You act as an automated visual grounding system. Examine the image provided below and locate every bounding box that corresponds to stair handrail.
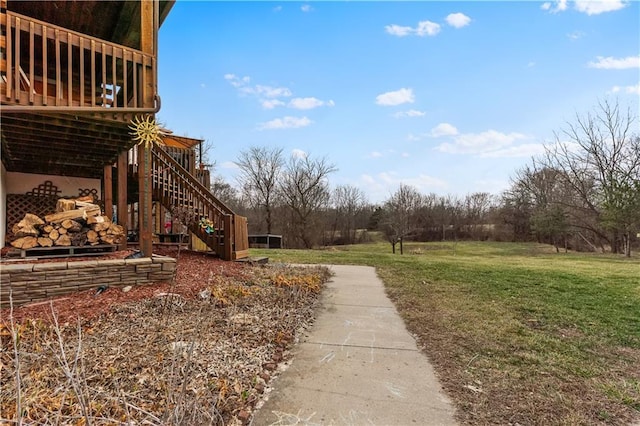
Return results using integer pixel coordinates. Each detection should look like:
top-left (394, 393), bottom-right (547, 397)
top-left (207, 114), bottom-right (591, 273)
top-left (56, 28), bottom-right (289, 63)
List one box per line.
top-left (151, 146), bottom-right (235, 216)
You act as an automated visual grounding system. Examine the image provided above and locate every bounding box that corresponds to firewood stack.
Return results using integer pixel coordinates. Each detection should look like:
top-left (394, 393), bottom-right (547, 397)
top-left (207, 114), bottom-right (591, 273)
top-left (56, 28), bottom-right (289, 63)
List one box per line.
top-left (10, 196), bottom-right (125, 250)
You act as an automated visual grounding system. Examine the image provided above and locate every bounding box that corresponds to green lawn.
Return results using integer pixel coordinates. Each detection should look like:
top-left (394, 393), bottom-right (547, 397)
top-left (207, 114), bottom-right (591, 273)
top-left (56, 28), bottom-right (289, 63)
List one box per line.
top-left (251, 241), bottom-right (640, 425)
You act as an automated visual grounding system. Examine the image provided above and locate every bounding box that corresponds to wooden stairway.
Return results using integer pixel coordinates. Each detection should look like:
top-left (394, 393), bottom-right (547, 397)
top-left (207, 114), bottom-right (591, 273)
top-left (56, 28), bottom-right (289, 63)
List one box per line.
top-left (150, 147), bottom-right (249, 260)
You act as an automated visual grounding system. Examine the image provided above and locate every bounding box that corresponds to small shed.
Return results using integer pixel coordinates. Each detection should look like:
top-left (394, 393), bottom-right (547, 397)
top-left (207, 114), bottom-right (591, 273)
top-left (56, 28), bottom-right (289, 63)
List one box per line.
top-left (248, 234), bottom-right (282, 249)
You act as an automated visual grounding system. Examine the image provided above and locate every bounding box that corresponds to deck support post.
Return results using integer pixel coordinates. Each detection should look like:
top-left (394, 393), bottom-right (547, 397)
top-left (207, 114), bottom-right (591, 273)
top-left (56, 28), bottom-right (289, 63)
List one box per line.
top-left (103, 164), bottom-right (113, 219)
top-left (138, 144), bottom-right (153, 257)
top-left (117, 151), bottom-right (128, 251)
top-left (137, 0), bottom-right (156, 257)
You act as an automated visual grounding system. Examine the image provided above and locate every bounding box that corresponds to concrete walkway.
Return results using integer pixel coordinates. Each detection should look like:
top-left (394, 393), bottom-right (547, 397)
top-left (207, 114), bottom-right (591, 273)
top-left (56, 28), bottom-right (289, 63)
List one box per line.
top-left (252, 265), bottom-right (457, 426)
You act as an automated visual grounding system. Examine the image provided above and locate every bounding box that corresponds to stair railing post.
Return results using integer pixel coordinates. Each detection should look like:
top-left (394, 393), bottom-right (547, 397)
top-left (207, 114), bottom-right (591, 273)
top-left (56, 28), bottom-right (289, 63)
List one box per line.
top-left (223, 214), bottom-right (233, 261)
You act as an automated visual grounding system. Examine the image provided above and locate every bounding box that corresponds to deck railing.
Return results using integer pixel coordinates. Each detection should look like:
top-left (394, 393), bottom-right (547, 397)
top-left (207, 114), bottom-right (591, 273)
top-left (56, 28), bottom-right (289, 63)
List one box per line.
top-left (1, 10), bottom-right (157, 113)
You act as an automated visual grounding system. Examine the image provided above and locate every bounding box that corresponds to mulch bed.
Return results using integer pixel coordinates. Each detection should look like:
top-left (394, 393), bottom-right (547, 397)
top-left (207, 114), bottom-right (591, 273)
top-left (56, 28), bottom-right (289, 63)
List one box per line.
top-left (0, 247), bottom-right (331, 425)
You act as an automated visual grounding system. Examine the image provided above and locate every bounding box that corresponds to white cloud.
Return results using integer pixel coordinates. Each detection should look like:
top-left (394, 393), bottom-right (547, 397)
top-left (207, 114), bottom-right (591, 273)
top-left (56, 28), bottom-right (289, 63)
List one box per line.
top-left (393, 109), bottom-right (426, 118)
top-left (224, 74), bottom-right (292, 98)
top-left (243, 84), bottom-right (292, 98)
top-left (543, 0), bottom-right (627, 14)
top-left (416, 20), bottom-right (441, 36)
top-left (479, 143), bottom-right (546, 158)
top-left (401, 152), bottom-right (410, 158)
top-left (291, 149), bottom-right (307, 159)
top-left (588, 55), bottom-right (640, 69)
top-left (574, 0), bottom-right (628, 15)
top-left (288, 97), bottom-right (334, 110)
top-left (221, 161), bottom-right (239, 170)
top-left (224, 73), bottom-right (251, 88)
top-left (385, 20), bottom-right (440, 37)
top-left (262, 99), bottom-right (286, 109)
top-left (273, 5), bottom-right (282, 12)
top-left (385, 24), bottom-right (414, 37)
top-left (446, 13), bottom-right (471, 28)
top-left (375, 88), bottom-right (415, 106)
top-left (430, 123), bottom-right (459, 137)
top-left (258, 116), bottom-right (312, 130)
top-left (541, 0), bottom-right (568, 13)
top-left (436, 129), bottom-right (528, 155)
top-left (360, 172), bottom-right (448, 202)
top-left (610, 83), bottom-right (640, 95)
top-left (407, 133), bottom-right (421, 142)
top-left (567, 30), bottom-right (586, 40)
top-left (369, 151), bottom-right (383, 158)
top-left (301, 4), bottom-right (312, 12)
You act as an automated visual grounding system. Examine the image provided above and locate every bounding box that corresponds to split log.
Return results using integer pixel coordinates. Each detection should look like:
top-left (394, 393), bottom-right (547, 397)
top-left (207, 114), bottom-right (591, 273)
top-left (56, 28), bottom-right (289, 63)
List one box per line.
top-left (58, 227), bottom-right (68, 235)
top-left (75, 201), bottom-right (99, 209)
top-left (48, 229), bottom-right (60, 241)
top-left (10, 236), bottom-right (38, 249)
top-left (12, 224), bottom-right (39, 238)
top-left (86, 230), bottom-right (99, 244)
top-left (61, 219), bottom-right (82, 232)
top-left (56, 199), bottom-right (76, 212)
top-left (43, 225), bottom-right (54, 233)
top-left (71, 233), bottom-right (88, 246)
top-left (37, 237), bottom-right (54, 247)
top-left (18, 213), bottom-right (45, 227)
top-left (108, 223), bottom-right (125, 235)
top-left (45, 206), bottom-right (100, 223)
top-left (87, 215), bottom-right (112, 231)
top-left (101, 235), bottom-right (117, 245)
top-left (11, 213), bottom-right (44, 237)
top-left (54, 234), bottom-right (72, 246)
top-left (76, 195), bottom-right (95, 203)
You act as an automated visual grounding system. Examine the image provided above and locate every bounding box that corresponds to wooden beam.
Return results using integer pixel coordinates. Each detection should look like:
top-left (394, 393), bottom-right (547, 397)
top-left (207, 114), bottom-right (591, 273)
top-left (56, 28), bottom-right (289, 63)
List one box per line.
top-left (103, 164), bottom-right (113, 219)
top-left (137, 0), bottom-right (156, 257)
top-left (117, 151), bottom-right (128, 250)
top-left (138, 143), bottom-right (153, 256)
top-left (140, 0), bottom-right (154, 107)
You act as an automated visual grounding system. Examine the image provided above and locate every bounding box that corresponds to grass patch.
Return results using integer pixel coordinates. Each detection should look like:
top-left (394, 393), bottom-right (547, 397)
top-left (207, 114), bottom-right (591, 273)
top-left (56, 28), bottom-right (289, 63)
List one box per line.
top-left (252, 241), bottom-right (640, 425)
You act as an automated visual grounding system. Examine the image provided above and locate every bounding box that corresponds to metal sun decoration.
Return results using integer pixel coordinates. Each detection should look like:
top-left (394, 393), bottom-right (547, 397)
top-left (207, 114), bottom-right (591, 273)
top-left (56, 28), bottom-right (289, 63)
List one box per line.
top-left (128, 115), bottom-right (166, 149)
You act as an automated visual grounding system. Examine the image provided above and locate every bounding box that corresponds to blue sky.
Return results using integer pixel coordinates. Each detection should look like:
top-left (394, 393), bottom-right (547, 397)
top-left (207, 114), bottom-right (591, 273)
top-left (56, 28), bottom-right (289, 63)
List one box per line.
top-left (157, 0), bottom-right (639, 203)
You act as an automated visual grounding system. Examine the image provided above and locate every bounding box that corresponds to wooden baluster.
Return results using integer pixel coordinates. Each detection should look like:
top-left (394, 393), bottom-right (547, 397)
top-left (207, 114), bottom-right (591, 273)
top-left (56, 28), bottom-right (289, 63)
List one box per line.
top-left (28, 20), bottom-right (34, 103)
top-left (42, 23), bottom-right (47, 104)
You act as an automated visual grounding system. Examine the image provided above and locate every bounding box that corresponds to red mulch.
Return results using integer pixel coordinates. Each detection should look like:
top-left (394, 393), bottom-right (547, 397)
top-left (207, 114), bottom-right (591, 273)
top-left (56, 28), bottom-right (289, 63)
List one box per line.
top-left (1, 246), bottom-right (250, 325)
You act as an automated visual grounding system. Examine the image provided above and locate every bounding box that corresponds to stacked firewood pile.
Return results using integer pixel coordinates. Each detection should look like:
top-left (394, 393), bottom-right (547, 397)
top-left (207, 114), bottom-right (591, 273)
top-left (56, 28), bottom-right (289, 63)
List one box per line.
top-left (10, 196), bottom-right (125, 250)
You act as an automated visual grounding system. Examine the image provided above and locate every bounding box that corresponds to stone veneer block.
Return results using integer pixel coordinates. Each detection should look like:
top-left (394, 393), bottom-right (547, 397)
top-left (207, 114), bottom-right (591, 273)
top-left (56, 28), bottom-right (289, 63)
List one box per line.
top-left (95, 259), bottom-right (127, 267)
top-left (124, 258), bottom-right (151, 266)
top-left (66, 260), bottom-right (100, 269)
top-left (1, 264), bottom-right (34, 273)
top-left (32, 262), bottom-right (69, 271)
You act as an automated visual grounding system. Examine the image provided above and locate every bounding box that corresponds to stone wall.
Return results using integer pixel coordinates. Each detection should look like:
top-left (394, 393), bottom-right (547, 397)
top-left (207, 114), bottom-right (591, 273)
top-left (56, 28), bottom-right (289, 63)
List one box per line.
top-left (0, 255), bottom-right (176, 308)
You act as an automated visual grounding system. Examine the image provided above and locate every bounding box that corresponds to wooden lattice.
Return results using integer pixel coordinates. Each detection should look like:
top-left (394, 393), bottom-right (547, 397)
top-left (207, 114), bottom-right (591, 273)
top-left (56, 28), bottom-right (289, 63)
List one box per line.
top-left (5, 194), bottom-right (59, 236)
top-left (78, 188), bottom-right (99, 200)
top-left (25, 180), bottom-right (61, 197)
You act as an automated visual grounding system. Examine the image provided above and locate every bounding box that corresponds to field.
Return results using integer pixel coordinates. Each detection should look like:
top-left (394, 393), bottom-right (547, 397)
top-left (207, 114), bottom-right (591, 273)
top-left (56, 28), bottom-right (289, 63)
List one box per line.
top-left (252, 241), bottom-right (640, 425)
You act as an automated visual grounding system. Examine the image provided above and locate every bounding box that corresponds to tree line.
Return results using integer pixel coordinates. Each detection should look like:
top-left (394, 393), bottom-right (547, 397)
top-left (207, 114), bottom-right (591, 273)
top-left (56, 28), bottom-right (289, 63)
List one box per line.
top-left (207, 100), bottom-right (638, 256)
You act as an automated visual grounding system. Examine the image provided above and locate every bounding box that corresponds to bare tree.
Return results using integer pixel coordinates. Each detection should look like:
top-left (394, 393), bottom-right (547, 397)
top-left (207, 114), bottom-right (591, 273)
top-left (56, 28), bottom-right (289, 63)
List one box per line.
top-left (381, 184), bottom-right (423, 254)
top-left (463, 192), bottom-right (495, 240)
top-left (279, 154), bottom-right (337, 248)
top-left (330, 185), bottom-right (368, 245)
top-left (542, 99), bottom-right (639, 256)
top-left (235, 146), bottom-right (284, 234)
top-left (209, 175), bottom-right (244, 213)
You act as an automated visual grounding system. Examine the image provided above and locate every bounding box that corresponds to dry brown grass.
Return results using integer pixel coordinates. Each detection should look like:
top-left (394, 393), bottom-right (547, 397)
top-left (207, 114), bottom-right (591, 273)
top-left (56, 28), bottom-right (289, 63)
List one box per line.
top-left (0, 251), bottom-right (331, 425)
